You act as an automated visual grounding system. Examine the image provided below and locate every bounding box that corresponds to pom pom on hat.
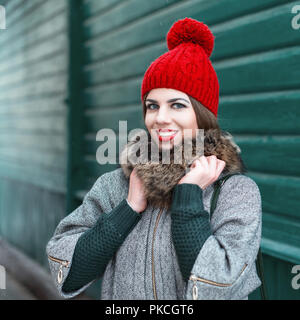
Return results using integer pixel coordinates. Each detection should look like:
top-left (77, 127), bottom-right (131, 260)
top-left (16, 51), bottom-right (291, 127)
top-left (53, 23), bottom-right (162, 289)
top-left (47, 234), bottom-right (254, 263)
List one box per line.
top-left (166, 17), bottom-right (215, 57)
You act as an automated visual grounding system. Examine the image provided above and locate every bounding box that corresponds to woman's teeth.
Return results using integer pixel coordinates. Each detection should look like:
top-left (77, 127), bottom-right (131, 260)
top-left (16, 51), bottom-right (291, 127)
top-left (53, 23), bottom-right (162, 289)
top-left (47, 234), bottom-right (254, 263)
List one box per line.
top-left (158, 131), bottom-right (177, 137)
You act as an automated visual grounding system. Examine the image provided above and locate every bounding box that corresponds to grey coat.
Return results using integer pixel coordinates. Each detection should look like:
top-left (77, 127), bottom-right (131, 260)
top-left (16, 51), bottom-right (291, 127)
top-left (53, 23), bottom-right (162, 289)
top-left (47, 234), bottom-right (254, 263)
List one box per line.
top-left (46, 129), bottom-right (262, 300)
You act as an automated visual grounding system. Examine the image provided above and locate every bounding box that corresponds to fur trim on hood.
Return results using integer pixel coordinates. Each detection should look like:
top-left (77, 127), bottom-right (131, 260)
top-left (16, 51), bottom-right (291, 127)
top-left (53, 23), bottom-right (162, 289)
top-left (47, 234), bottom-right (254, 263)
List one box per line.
top-left (120, 128), bottom-right (247, 211)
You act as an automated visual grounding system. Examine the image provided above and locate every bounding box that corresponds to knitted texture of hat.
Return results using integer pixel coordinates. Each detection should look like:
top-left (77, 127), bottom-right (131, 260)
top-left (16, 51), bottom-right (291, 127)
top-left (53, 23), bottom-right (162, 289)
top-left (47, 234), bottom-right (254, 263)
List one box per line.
top-left (141, 17), bottom-right (219, 117)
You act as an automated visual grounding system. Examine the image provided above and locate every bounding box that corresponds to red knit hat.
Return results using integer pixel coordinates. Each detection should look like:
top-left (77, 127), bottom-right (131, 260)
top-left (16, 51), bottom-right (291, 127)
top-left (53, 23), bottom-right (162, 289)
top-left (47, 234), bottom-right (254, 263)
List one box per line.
top-left (141, 17), bottom-right (219, 117)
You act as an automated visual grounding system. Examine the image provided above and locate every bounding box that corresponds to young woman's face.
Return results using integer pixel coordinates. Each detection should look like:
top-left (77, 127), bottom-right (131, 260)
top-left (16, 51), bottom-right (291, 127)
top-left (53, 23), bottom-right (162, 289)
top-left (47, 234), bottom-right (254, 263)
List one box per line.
top-left (144, 88), bottom-right (198, 150)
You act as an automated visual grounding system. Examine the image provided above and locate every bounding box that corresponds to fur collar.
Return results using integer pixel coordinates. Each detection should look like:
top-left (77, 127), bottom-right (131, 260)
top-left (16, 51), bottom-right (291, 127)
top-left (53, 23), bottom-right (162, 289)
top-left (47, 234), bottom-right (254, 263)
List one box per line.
top-left (120, 128), bottom-right (246, 211)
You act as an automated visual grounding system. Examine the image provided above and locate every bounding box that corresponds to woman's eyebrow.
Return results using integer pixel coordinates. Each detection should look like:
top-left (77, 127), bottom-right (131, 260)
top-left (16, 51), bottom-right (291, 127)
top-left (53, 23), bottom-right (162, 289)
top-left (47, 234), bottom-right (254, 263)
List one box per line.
top-left (145, 98), bottom-right (190, 104)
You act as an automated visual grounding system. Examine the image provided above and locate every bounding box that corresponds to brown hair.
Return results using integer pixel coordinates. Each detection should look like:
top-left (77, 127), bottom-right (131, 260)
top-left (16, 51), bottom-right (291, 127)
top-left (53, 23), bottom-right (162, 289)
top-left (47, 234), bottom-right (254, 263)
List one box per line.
top-left (142, 92), bottom-right (220, 131)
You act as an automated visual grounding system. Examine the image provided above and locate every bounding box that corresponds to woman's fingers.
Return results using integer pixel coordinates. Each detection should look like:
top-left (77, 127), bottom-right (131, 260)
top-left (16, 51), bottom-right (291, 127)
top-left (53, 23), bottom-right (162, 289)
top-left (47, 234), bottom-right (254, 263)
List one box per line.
top-left (198, 155), bottom-right (209, 170)
top-left (181, 155), bottom-right (226, 190)
top-left (191, 155), bottom-right (225, 177)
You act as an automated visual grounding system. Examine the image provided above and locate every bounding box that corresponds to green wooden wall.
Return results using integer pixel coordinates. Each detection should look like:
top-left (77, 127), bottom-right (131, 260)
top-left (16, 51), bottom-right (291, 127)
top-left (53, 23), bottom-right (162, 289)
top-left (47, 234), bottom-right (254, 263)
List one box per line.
top-left (0, 0), bottom-right (299, 299)
top-left (0, 0), bottom-right (69, 267)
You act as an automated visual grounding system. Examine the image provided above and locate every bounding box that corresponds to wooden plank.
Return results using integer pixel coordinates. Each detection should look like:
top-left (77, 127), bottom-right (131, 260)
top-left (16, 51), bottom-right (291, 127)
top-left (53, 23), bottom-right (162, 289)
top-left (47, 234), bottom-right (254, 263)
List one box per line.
top-left (216, 46), bottom-right (300, 94)
top-left (0, 177), bottom-right (66, 263)
top-left (83, 0), bottom-right (124, 19)
top-left (0, 114), bottom-right (66, 133)
top-left (0, 148), bottom-right (66, 171)
top-left (1, 0), bottom-right (24, 17)
top-left (84, 104), bottom-right (145, 133)
top-left (0, 53), bottom-right (67, 88)
top-left (0, 12), bottom-right (66, 64)
top-left (261, 238), bottom-right (300, 265)
top-left (0, 158), bottom-right (66, 193)
top-left (0, 94), bottom-right (66, 114)
top-left (248, 171), bottom-right (300, 221)
top-left (235, 135), bottom-right (300, 176)
top-left (0, 0), bottom-right (66, 52)
top-left (83, 0), bottom-right (289, 64)
top-left (83, 0), bottom-right (182, 40)
top-left (0, 132), bottom-right (66, 153)
top-left (83, 42), bottom-right (164, 87)
top-left (212, 2), bottom-right (300, 60)
top-left (253, 251), bottom-right (300, 299)
top-left (83, 77), bottom-right (140, 108)
top-left (66, 0), bottom-right (85, 213)
top-left (218, 91), bottom-right (300, 134)
top-left (0, 74), bottom-right (67, 102)
top-left (0, 0), bottom-right (42, 34)
top-left (0, 33), bottom-right (67, 75)
top-left (262, 212), bottom-right (300, 249)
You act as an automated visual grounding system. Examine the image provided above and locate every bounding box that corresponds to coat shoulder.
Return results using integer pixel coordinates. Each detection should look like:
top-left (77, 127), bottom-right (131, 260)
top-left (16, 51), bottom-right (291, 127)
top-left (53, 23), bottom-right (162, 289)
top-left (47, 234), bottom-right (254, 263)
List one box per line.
top-left (211, 173), bottom-right (262, 225)
top-left (92, 167), bottom-right (129, 202)
top-left (222, 174), bottom-right (261, 198)
top-left (98, 167), bottom-right (128, 188)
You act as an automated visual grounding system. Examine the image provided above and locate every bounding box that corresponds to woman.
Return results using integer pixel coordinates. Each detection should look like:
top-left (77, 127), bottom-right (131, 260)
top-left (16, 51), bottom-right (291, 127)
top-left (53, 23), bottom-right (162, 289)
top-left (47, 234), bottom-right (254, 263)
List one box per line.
top-left (46, 18), bottom-right (262, 300)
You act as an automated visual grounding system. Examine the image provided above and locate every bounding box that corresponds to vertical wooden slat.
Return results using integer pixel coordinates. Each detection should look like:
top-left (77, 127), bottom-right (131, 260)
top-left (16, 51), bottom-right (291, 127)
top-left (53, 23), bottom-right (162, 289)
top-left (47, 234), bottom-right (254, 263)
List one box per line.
top-left (66, 0), bottom-right (85, 214)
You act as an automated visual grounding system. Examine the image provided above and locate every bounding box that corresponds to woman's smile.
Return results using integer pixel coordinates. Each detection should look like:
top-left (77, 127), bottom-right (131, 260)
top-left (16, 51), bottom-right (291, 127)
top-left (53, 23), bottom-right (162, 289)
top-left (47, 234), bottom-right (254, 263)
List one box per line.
top-left (157, 129), bottom-right (178, 141)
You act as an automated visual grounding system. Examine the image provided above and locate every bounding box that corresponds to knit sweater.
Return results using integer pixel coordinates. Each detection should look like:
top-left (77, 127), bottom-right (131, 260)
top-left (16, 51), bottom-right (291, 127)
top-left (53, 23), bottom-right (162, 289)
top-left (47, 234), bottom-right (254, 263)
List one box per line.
top-left (62, 183), bottom-right (211, 292)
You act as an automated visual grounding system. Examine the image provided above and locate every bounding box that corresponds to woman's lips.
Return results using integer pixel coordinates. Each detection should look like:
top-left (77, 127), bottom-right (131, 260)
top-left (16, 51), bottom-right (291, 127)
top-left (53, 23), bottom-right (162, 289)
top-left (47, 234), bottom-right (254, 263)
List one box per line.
top-left (157, 129), bottom-right (178, 142)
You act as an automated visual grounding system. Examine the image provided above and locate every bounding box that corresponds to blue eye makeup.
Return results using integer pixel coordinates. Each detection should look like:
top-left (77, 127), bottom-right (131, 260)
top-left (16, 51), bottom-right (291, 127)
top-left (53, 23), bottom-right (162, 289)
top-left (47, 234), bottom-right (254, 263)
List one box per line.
top-left (145, 103), bottom-right (187, 110)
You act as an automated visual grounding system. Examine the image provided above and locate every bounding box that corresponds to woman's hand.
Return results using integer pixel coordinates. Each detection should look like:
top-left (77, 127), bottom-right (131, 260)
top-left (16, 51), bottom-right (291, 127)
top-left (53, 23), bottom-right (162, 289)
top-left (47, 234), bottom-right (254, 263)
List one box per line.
top-left (127, 168), bottom-right (148, 213)
top-left (179, 155), bottom-right (226, 190)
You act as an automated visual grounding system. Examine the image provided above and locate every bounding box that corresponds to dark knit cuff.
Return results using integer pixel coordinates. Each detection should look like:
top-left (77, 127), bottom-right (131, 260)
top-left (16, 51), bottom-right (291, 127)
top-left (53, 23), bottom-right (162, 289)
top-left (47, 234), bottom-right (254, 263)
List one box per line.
top-left (105, 198), bottom-right (141, 237)
top-left (171, 183), bottom-right (206, 222)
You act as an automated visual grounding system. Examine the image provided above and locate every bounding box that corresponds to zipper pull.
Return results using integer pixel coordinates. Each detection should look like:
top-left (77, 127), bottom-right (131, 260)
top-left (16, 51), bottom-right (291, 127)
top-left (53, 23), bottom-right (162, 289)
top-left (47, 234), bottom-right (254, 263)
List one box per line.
top-left (190, 275), bottom-right (198, 300)
top-left (57, 264), bottom-right (63, 284)
top-left (57, 260), bottom-right (69, 284)
top-left (48, 256), bottom-right (70, 284)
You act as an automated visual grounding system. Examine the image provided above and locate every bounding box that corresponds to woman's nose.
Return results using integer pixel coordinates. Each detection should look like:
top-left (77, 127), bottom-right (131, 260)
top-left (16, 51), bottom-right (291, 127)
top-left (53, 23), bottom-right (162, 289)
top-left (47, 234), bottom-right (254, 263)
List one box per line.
top-left (155, 106), bottom-right (171, 124)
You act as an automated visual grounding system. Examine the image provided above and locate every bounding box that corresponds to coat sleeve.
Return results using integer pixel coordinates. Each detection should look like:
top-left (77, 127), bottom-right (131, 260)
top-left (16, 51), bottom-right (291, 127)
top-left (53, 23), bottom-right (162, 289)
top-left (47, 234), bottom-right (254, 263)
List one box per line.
top-left (45, 173), bottom-right (114, 299)
top-left (184, 175), bottom-right (262, 300)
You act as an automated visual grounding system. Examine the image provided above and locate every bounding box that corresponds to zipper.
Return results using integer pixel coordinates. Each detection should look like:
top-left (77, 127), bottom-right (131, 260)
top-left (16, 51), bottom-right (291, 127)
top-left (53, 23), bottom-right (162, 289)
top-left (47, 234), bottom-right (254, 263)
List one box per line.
top-left (151, 207), bottom-right (164, 300)
top-left (189, 263), bottom-right (248, 300)
top-left (48, 255), bottom-right (70, 284)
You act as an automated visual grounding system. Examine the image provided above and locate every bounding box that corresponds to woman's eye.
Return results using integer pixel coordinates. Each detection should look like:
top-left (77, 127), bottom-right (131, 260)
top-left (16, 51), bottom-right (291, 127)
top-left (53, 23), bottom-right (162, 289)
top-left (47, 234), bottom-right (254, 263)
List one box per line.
top-left (172, 103), bottom-right (186, 109)
top-left (146, 104), bottom-right (158, 110)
